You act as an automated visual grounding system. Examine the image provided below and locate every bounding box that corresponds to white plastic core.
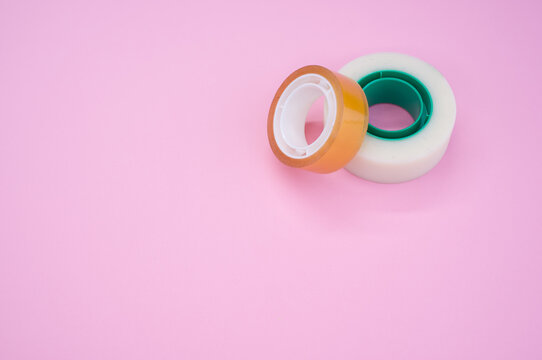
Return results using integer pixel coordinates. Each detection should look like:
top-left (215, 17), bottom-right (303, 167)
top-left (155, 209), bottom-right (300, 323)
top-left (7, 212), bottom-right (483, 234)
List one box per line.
top-left (273, 74), bottom-right (337, 159)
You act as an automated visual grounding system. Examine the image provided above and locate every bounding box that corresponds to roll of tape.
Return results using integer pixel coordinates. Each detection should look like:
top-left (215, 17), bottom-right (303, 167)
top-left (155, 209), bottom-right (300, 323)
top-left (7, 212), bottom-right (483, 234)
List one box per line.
top-left (268, 65), bottom-right (369, 173)
top-left (339, 53), bottom-right (456, 183)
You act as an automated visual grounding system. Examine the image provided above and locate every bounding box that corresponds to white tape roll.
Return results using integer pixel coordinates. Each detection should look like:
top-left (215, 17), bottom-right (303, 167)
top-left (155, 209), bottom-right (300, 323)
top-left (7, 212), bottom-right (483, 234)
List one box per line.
top-left (339, 53), bottom-right (456, 183)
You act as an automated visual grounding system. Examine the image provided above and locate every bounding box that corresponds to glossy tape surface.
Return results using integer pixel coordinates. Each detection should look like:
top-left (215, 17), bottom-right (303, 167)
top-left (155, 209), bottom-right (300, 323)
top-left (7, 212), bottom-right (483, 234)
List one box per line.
top-left (267, 65), bottom-right (369, 173)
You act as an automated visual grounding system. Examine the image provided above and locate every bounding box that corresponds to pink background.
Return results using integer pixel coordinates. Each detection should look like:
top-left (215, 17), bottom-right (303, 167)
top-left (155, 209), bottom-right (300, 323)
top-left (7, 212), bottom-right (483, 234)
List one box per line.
top-left (1, 0), bottom-right (542, 359)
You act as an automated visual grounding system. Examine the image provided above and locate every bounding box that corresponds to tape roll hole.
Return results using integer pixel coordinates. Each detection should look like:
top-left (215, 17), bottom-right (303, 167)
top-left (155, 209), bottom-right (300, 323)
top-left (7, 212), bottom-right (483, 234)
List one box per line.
top-left (360, 71), bottom-right (432, 139)
top-left (305, 95), bottom-right (325, 144)
top-left (274, 74), bottom-right (337, 159)
top-left (369, 104), bottom-right (414, 131)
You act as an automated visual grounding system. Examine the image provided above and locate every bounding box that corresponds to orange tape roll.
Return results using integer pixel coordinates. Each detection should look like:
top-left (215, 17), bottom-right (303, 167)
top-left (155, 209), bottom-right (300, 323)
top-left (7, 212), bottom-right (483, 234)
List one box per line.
top-left (267, 65), bottom-right (369, 173)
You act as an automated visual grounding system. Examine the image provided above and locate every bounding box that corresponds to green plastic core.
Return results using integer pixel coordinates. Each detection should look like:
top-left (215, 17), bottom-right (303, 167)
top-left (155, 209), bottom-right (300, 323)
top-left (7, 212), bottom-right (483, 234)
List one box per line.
top-left (359, 71), bottom-right (433, 139)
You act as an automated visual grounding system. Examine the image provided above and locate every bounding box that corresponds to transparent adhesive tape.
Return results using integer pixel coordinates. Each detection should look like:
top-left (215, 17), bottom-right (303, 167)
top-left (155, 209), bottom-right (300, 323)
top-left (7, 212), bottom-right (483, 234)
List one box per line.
top-left (268, 65), bottom-right (369, 173)
top-left (339, 53), bottom-right (456, 183)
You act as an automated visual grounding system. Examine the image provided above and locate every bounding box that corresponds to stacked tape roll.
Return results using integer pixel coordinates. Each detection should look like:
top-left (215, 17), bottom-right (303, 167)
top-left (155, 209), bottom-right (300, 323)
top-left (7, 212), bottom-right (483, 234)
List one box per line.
top-left (268, 65), bottom-right (369, 173)
top-left (339, 53), bottom-right (456, 183)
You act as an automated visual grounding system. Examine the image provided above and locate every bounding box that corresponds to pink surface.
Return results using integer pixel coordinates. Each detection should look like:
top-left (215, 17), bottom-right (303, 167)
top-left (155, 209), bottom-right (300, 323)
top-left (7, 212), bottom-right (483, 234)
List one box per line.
top-left (1, 0), bottom-right (542, 359)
